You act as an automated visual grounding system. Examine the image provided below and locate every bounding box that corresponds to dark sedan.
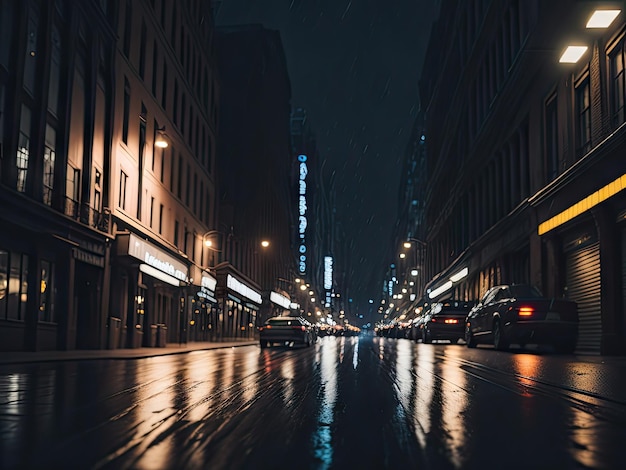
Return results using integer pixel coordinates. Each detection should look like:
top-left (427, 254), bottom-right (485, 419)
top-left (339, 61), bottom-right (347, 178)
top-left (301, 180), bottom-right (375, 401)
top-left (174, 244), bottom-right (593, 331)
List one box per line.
top-left (465, 284), bottom-right (578, 352)
top-left (259, 316), bottom-right (316, 348)
top-left (420, 300), bottom-right (474, 344)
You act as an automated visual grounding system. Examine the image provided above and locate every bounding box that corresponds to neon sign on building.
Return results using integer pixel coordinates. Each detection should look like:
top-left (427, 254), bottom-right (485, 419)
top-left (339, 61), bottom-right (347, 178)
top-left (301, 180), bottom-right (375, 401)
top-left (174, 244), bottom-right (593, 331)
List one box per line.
top-left (324, 255), bottom-right (333, 307)
top-left (298, 155), bottom-right (308, 274)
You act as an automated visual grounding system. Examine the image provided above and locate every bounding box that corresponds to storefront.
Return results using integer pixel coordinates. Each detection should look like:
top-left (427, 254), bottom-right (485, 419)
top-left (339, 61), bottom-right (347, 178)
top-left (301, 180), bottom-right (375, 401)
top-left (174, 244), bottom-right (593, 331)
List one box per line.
top-left (112, 233), bottom-right (189, 349)
top-left (188, 267), bottom-right (219, 342)
top-left (213, 264), bottom-right (261, 340)
top-left (0, 210), bottom-right (110, 352)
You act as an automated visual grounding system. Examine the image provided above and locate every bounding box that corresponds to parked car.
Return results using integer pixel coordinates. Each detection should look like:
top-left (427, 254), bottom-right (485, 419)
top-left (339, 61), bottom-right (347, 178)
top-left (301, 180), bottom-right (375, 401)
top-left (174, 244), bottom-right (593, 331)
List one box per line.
top-left (465, 284), bottom-right (578, 352)
top-left (420, 300), bottom-right (474, 344)
top-left (259, 316), bottom-right (316, 348)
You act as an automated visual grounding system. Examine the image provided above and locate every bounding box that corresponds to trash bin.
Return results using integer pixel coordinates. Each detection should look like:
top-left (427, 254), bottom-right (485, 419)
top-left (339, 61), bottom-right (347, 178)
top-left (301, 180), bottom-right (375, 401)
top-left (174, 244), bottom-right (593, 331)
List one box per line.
top-left (107, 317), bottom-right (122, 349)
top-left (156, 324), bottom-right (168, 347)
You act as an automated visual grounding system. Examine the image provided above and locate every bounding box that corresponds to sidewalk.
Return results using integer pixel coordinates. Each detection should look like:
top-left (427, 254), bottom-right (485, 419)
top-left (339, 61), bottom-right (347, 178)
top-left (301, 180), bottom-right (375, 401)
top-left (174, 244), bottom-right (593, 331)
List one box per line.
top-left (0, 340), bottom-right (259, 365)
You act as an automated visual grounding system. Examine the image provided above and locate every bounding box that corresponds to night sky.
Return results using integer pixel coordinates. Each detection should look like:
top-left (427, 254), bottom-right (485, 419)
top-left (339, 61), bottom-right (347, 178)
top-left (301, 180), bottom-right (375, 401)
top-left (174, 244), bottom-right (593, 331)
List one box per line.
top-left (216, 0), bottom-right (440, 323)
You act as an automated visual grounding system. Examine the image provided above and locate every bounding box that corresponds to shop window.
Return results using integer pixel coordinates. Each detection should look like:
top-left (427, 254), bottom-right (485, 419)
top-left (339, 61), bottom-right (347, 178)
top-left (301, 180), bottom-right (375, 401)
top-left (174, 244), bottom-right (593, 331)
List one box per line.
top-left (4, 251), bottom-right (28, 321)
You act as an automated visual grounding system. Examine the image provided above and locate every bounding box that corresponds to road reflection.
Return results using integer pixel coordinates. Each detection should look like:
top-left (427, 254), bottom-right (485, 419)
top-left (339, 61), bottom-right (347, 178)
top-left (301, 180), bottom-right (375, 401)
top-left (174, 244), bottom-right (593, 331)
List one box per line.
top-left (2, 337), bottom-right (626, 469)
top-left (312, 337), bottom-right (339, 469)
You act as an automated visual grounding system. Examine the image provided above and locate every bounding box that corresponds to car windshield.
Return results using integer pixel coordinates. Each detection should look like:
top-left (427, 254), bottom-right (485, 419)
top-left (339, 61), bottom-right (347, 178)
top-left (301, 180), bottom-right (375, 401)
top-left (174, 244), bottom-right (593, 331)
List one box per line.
top-left (508, 284), bottom-right (543, 298)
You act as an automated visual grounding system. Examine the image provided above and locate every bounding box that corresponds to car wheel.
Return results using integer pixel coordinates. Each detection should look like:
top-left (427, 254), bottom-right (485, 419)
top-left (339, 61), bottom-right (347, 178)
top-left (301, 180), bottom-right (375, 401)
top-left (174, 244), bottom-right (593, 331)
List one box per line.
top-left (465, 327), bottom-right (477, 348)
top-left (493, 319), bottom-right (509, 351)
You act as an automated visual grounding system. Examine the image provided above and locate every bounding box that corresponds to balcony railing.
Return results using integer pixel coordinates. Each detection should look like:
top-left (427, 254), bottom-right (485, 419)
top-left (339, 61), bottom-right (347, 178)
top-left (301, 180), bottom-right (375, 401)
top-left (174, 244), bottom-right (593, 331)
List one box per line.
top-left (64, 197), bottom-right (110, 233)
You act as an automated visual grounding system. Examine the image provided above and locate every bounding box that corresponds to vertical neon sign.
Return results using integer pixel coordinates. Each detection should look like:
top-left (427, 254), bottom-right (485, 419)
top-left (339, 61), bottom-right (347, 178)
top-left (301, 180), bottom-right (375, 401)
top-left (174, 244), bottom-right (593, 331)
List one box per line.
top-left (298, 155), bottom-right (308, 274)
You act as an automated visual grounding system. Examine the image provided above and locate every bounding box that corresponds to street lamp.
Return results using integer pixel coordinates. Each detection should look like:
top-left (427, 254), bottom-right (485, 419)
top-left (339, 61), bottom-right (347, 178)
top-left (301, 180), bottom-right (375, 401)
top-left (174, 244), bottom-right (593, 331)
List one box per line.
top-left (155, 125), bottom-right (169, 148)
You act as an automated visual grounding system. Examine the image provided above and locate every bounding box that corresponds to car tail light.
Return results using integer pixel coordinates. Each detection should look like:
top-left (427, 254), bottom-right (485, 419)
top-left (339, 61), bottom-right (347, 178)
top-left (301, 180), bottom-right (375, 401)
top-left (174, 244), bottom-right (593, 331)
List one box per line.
top-left (293, 325), bottom-right (306, 331)
top-left (444, 319), bottom-right (458, 324)
top-left (518, 306), bottom-right (534, 317)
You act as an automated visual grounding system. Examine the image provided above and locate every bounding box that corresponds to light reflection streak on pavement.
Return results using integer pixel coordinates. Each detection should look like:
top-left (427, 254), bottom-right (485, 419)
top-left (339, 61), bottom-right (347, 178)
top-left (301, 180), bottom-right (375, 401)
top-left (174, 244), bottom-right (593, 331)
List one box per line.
top-left (312, 336), bottom-right (338, 469)
top-left (439, 347), bottom-right (468, 467)
top-left (394, 339), bottom-right (413, 417)
top-left (413, 345), bottom-right (434, 450)
top-left (509, 353), bottom-right (602, 468)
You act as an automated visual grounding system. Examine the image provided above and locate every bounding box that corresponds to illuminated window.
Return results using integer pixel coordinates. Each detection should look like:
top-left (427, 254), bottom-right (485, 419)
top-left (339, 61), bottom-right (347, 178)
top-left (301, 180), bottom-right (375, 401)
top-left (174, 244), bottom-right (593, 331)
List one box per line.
top-left (16, 105), bottom-right (31, 193)
top-left (43, 124), bottom-right (56, 206)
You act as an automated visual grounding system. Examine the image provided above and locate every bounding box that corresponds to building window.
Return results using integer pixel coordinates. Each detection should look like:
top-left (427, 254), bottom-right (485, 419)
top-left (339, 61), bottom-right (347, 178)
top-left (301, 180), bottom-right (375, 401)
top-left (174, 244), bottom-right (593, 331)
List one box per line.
top-left (162, 62), bottom-right (168, 110)
top-left (48, 25), bottom-right (62, 117)
top-left (575, 75), bottom-right (591, 158)
top-left (152, 119), bottom-right (159, 172)
top-left (186, 163), bottom-right (191, 206)
top-left (119, 170), bottom-right (128, 210)
top-left (122, 78), bottom-right (130, 144)
top-left (609, 39), bottom-right (626, 129)
top-left (174, 220), bottom-right (179, 247)
top-left (123, 0), bottom-right (131, 58)
top-left (173, 79), bottom-right (178, 125)
top-left (177, 155), bottom-right (183, 199)
top-left (160, 147), bottom-right (165, 183)
top-left (43, 124), bottom-right (56, 206)
top-left (151, 40), bottom-right (158, 96)
top-left (170, 145), bottom-right (176, 192)
top-left (39, 260), bottom-right (56, 323)
top-left (139, 21), bottom-right (146, 80)
top-left (193, 173), bottom-right (198, 214)
top-left (66, 166), bottom-right (80, 217)
top-left (17, 105), bottom-right (31, 193)
top-left (545, 93), bottom-right (558, 183)
top-left (93, 168), bottom-right (102, 212)
top-left (23, 5), bottom-right (39, 96)
top-left (150, 196), bottom-right (155, 228)
top-left (159, 204), bottom-right (164, 234)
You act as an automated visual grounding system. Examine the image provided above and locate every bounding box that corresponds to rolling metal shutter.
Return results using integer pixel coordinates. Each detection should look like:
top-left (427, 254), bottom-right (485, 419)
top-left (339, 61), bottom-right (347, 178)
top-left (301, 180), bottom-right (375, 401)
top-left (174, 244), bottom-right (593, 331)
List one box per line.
top-left (566, 242), bottom-right (601, 354)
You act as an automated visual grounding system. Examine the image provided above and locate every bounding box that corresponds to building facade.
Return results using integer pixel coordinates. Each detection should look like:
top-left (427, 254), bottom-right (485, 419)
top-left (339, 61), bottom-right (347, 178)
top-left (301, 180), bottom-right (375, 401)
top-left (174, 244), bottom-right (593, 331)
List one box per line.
top-left (215, 25), bottom-right (296, 327)
top-left (414, 0), bottom-right (626, 355)
top-left (0, 0), bottom-right (225, 352)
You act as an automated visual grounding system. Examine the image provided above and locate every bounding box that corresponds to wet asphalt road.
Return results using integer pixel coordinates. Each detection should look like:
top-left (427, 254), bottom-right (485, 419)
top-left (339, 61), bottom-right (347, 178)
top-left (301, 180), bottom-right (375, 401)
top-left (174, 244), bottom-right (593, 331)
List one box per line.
top-left (1, 335), bottom-right (626, 470)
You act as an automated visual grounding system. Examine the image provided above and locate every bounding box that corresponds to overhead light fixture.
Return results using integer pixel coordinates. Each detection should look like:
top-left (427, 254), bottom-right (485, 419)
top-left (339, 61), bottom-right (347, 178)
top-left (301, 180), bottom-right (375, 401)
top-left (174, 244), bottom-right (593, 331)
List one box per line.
top-left (559, 45), bottom-right (588, 63)
top-left (155, 125), bottom-right (169, 148)
top-left (450, 267), bottom-right (468, 283)
top-left (429, 281), bottom-right (453, 299)
top-left (586, 9), bottom-right (620, 28)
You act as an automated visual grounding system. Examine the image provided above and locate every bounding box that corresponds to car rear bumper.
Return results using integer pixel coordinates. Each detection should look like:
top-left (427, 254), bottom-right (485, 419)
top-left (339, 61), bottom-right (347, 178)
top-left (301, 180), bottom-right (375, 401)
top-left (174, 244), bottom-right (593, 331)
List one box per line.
top-left (425, 324), bottom-right (465, 340)
top-left (503, 321), bottom-right (578, 344)
top-left (259, 332), bottom-right (308, 344)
